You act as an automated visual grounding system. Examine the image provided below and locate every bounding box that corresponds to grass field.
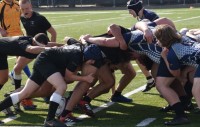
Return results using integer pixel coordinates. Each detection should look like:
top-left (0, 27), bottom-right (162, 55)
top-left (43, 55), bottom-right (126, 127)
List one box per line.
top-left (0, 7), bottom-right (200, 127)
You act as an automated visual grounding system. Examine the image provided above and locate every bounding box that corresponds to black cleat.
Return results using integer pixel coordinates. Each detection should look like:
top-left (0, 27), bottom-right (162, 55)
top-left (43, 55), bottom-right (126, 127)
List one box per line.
top-left (164, 116), bottom-right (190, 126)
top-left (44, 119), bottom-right (67, 127)
top-left (78, 100), bottom-right (95, 117)
top-left (159, 105), bottom-right (173, 112)
top-left (142, 80), bottom-right (155, 92)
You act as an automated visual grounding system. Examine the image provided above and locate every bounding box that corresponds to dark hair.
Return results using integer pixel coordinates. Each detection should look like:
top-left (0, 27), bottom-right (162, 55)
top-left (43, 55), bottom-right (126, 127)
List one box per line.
top-left (127, 0), bottom-right (143, 16)
top-left (34, 33), bottom-right (49, 46)
top-left (154, 24), bottom-right (181, 48)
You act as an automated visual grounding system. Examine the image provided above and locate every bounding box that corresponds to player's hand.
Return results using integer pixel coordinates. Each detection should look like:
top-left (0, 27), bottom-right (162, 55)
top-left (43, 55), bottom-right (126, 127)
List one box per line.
top-left (85, 73), bottom-right (94, 83)
top-left (161, 47), bottom-right (169, 58)
top-left (144, 28), bottom-right (153, 43)
top-left (0, 29), bottom-right (8, 37)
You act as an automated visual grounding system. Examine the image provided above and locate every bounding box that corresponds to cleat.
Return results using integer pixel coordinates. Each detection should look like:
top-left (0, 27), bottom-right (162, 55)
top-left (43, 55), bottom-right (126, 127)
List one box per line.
top-left (184, 102), bottom-right (194, 111)
top-left (0, 120), bottom-right (4, 124)
top-left (44, 119), bottom-right (67, 127)
top-left (164, 116), bottom-right (190, 125)
top-left (21, 99), bottom-right (37, 110)
top-left (142, 80), bottom-right (155, 92)
top-left (59, 112), bottom-right (81, 123)
top-left (194, 107), bottom-right (200, 114)
top-left (8, 72), bottom-right (15, 85)
top-left (78, 100), bottom-right (95, 117)
top-left (111, 95), bottom-right (132, 103)
top-left (159, 105), bottom-right (173, 112)
top-left (43, 96), bottom-right (50, 104)
top-left (2, 107), bottom-right (15, 116)
top-left (13, 103), bottom-right (23, 113)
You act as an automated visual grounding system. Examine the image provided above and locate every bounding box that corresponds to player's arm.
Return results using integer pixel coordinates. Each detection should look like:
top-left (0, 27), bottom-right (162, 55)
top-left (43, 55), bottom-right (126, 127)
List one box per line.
top-left (25, 45), bottom-right (51, 54)
top-left (47, 26), bottom-right (57, 42)
top-left (65, 68), bottom-right (94, 83)
top-left (161, 48), bottom-right (180, 77)
top-left (108, 24), bottom-right (128, 50)
top-left (47, 42), bottom-right (64, 47)
top-left (80, 35), bottom-right (120, 48)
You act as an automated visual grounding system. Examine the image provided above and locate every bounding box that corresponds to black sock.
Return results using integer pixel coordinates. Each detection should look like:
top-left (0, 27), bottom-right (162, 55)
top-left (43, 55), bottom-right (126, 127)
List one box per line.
top-left (14, 79), bottom-right (21, 90)
top-left (0, 84), bottom-right (3, 90)
top-left (172, 102), bottom-right (185, 117)
top-left (179, 95), bottom-right (191, 107)
top-left (46, 101), bottom-right (59, 121)
top-left (184, 81), bottom-right (193, 100)
top-left (61, 110), bottom-right (71, 117)
top-left (146, 76), bottom-right (153, 80)
top-left (83, 96), bottom-right (92, 103)
top-left (0, 96), bottom-right (13, 111)
top-left (113, 91), bottom-right (122, 97)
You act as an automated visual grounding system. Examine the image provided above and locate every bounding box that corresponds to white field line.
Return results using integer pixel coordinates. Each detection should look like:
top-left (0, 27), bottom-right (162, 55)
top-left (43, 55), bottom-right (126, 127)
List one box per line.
top-left (136, 118), bottom-right (156, 127)
top-left (67, 85), bottom-right (146, 126)
top-left (52, 15), bottom-right (200, 28)
top-left (1, 116), bottom-right (17, 124)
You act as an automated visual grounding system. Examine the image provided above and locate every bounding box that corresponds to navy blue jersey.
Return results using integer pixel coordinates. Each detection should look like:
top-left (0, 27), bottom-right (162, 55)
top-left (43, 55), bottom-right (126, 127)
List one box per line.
top-left (139, 9), bottom-right (159, 22)
top-left (123, 30), bottom-right (162, 64)
top-left (167, 39), bottom-right (200, 70)
top-left (0, 36), bottom-right (37, 59)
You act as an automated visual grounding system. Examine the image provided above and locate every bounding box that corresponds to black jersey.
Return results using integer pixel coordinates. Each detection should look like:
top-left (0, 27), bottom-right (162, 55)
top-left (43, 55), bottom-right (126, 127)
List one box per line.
top-left (0, 36), bottom-right (37, 59)
top-left (34, 44), bottom-right (83, 76)
top-left (20, 11), bottom-right (51, 37)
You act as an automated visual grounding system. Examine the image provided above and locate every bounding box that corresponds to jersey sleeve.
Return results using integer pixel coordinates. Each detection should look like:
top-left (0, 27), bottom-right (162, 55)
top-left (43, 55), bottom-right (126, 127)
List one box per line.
top-left (40, 15), bottom-right (52, 31)
top-left (167, 48), bottom-right (181, 70)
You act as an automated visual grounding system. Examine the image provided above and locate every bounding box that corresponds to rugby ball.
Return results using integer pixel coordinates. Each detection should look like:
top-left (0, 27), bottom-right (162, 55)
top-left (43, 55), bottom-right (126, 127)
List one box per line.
top-left (55, 97), bottom-right (68, 117)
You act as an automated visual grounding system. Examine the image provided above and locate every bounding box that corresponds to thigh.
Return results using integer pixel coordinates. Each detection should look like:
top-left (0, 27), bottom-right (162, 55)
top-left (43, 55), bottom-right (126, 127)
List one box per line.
top-left (15, 56), bottom-right (33, 69)
top-left (98, 64), bottom-right (115, 85)
top-left (18, 79), bottom-right (40, 99)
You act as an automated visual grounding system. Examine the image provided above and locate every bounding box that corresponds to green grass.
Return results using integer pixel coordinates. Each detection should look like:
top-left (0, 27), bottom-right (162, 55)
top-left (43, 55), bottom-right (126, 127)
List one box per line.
top-left (1, 7), bottom-right (200, 126)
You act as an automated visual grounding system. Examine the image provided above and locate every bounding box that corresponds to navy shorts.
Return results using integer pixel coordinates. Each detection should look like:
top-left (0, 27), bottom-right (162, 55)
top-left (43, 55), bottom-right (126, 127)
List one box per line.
top-left (194, 66), bottom-right (200, 77)
top-left (157, 58), bottom-right (174, 77)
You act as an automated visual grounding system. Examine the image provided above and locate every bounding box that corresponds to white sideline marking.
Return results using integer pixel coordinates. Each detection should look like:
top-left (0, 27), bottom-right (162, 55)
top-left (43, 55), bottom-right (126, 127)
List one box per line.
top-left (67, 85), bottom-right (146, 126)
top-left (1, 116), bottom-right (17, 123)
top-left (136, 118), bottom-right (156, 127)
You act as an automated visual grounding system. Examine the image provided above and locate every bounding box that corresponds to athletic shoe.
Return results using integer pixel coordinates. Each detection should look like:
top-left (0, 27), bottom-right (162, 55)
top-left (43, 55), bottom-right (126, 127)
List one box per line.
top-left (160, 103), bottom-right (194, 112)
top-left (2, 107), bottom-right (15, 116)
top-left (78, 100), bottom-right (95, 117)
top-left (8, 72), bottom-right (14, 85)
top-left (21, 99), bottom-right (37, 110)
top-left (59, 112), bottom-right (81, 123)
top-left (164, 116), bottom-right (190, 125)
top-left (111, 95), bottom-right (132, 103)
top-left (159, 105), bottom-right (173, 112)
top-left (183, 102), bottom-right (194, 111)
top-left (142, 80), bottom-right (155, 92)
top-left (13, 103), bottom-right (23, 113)
top-left (44, 119), bottom-right (67, 127)
top-left (0, 120), bottom-right (4, 124)
top-left (43, 96), bottom-right (50, 104)
top-left (194, 107), bottom-right (200, 114)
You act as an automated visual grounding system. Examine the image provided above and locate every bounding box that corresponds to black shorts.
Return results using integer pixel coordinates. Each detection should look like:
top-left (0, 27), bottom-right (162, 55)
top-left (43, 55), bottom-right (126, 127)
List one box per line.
top-left (157, 58), bottom-right (174, 77)
top-left (30, 54), bottom-right (61, 86)
top-left (0, 54), bottom-right (8, 70)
